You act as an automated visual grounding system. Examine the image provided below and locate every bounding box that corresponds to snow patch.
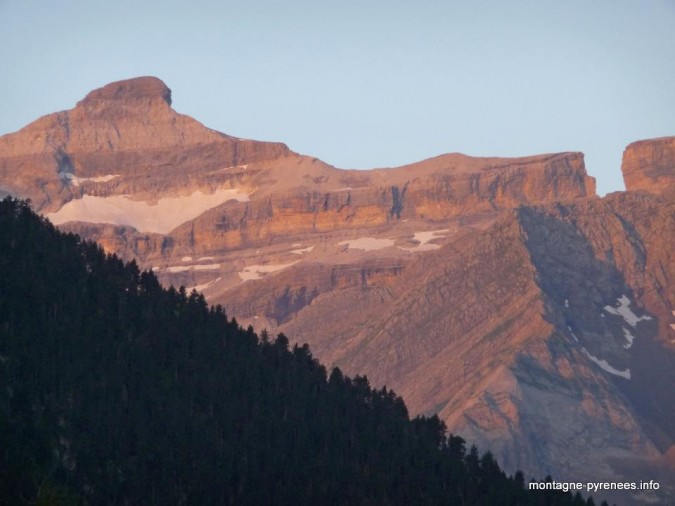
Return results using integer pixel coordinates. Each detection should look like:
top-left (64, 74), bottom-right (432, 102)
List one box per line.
top-left (622, 328), bottom-right (636, 349)
top-left (339, 237), bottom-right (394, 251)
top-left (187, 277), bottom-right (222, 293)
top-left (209, 164), bottom-right (248, 174)
top-left (181, 256), bottom-right (193, 262)
top-left (564, 299), bottom-right (569, 308)
top-left (291, 246), bottom-right (314, 255)
top-left (46, 188), bottom-right (250, 234)
top-left (59, 172), bottom-right (119, 186)
top-left (399, 229), bottom-right (450, 252)
top-left (239, 262), bottom-right (298, 281)
top-left (191, 264), bottom-right (221, 271)
top-left (603, 295), bottom-right (652, 327)
top-left (86, 174), bottom-right (119, 183)
top-left (567, 326), bottom-right (579, 342)
top-left (166, 263), bottom-right (221, 273)
top-left (198, 256), bottom-right (215, 261)
top-left (582, 348), bottom-right (631, 379)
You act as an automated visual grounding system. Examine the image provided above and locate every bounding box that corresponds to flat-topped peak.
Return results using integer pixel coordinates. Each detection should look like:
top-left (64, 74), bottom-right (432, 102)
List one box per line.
top-left (621, 136), bottom-right (674, 196)
top-left (78, 76), bottom-right (172, 106)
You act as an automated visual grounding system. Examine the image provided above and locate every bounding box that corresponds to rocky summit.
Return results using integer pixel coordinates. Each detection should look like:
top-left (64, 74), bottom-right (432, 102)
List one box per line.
top-left (622, 136), bottom-right (675, 198)
top-left (1, 77), bottom-right (673, 504)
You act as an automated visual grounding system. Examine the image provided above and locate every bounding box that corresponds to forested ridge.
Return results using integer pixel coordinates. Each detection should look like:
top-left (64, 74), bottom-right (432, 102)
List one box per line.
top-left (0, 198), bottom-right (602, 505)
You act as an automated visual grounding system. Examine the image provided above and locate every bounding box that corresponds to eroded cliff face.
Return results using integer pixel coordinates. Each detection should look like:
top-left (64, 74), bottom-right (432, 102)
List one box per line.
top-left (0, 77), bottom-right (597, 306)
top-left (1, 77), bottom-right (672, 505)
top-left (215, 194), bottom-right (674, 504)
top-left (622, 136), bottom-right (675, 198)
top-left (26, 151), bottom-right (595, 262)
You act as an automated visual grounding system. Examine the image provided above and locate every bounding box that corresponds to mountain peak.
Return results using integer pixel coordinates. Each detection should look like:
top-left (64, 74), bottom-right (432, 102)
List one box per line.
top-left (621, 136), bottom-right (675, 197)
top-left (78, 76), bottom-right (172, 107)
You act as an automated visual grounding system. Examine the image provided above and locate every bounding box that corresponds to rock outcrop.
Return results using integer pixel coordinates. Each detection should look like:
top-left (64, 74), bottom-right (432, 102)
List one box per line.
top-left (622, 136), bottom-right (675, 197)
top-left (1, 77), bottom-right (672, 505)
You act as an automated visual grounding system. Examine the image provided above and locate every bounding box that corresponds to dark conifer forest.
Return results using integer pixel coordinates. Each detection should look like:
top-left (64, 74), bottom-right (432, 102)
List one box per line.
top-left (0, 198), bottom-right (601, 505)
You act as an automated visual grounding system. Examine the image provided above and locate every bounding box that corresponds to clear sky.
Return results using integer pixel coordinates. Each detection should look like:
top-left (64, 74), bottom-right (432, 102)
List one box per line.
top-left (1, 0), bottom-right (673, 195)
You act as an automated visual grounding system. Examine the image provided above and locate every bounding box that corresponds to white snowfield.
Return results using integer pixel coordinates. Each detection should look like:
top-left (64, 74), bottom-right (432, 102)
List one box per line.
top-left (339, 237), bottom-right (394, 251)
top-left (238, 262), bottom-right (298, 281)
top-left (290, 246), bottom-right (314, 255)
top-left (46, 188), bottom-right (250, 234)
top-left (399, 229), bottom-right (450, 252)
top-left (165, 263), bottom-right (221, 274)
top-left (582, 348), bottom-right (631, 380)
top-left (59, 172), bottom-right (119, 186)
top-left (603, 295), bottom-right (652, 327)
top-left (187, 277), bottom-right (222, 293)
top-left (567, 326), bottom-right (579, 342)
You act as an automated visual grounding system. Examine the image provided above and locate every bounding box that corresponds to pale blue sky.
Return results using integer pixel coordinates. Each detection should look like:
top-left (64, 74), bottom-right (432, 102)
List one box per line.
top-left (1, 0), bottom-right (673, 194)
